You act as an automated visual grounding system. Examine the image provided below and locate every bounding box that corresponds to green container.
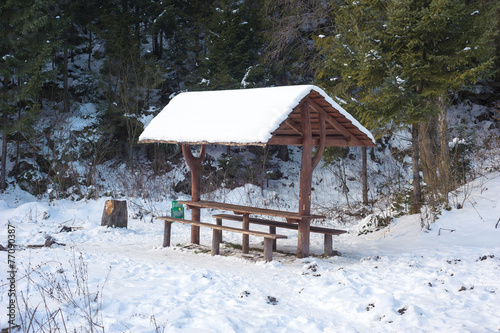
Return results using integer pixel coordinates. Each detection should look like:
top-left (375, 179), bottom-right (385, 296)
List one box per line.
top-left (170, 201), bottom-right (184, 219)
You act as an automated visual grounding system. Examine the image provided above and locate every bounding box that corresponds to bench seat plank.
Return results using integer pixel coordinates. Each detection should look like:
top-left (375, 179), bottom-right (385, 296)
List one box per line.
top-left (158, 216), bottom-right (288, 239)
top-left (213, 213), bottom-right (346, 257)
top-left (158, 216), bottom-right (286, 261)
top-left (212, 214), bottom-right (347, 235)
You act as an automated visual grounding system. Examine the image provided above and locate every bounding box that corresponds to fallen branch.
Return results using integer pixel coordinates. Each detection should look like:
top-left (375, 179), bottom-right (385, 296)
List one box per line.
top-left (496, 217), bottom-right (499, 229)
top-left (438, 228), bottom-right (456, 236)
top-left (27, 238), bottom-right (66, 248)
top-left (59, 226), bottom-right (83, 233)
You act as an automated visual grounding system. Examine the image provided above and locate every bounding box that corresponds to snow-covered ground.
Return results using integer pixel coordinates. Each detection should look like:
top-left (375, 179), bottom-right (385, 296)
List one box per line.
top-left (1, 172), bottom-right (499, 332)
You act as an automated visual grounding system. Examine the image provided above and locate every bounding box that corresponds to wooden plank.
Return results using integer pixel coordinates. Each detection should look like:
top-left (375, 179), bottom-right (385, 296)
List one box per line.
top-left (285, 119), bottom-right (303, 135)
top-left (212, 214), bottom-right (347, 235)
top-left (242, 213), bottom-right (250, 254)
top-left (212, 229), bottom-right (220, 256)
top-left (216, 217), bottom-right (223, 243)
top-left (324, 234), bottom-right (333, 256)
top-left (298, 101), bottom-right (313, 258)
top-left (157, 216), bottom-right (288, 239)
top-left (268, 136), bottom-right (356, 147)
top-left (163, 221), bottom-right (171, 247)
top-left (275, 128), bottom-right (343, 136)
top-left (311, 112), bottom-right (326, 170)
top-left (176, 200), bottom-right (325, 220)
top-left (269, 226), bottom-right (277, 250)
top-left (264, 238), bottom-right (273, 262)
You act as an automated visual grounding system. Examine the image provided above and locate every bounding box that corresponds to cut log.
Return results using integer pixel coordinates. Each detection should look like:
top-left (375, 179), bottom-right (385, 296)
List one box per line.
top-left (101, 200), bottom-right (128, 228)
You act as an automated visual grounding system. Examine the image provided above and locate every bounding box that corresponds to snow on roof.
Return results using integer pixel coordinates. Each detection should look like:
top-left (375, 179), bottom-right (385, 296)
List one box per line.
top-left (139, 85), bottom-right (375, 145)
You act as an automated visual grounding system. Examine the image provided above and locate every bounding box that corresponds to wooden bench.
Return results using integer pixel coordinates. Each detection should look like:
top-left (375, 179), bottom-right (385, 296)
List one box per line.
top-left (157, 216), bottom-right (287, 261)
top-left (212, 214), bottom-right (347, 257)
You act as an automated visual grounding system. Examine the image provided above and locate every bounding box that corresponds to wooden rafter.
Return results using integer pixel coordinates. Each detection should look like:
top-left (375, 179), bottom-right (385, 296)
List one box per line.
top-left (285, 119), bottom-right (303, 135)
top-left (306, 97), bottom-right (365, 147)
top-left (311, 112), bottom-right (326, 170)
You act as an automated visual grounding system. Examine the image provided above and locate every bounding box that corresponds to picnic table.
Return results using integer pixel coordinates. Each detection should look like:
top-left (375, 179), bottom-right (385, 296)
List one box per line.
top-left (158, 200), bottom-right (346, 261)
top-left (139, 86), bottom-right (375, 258)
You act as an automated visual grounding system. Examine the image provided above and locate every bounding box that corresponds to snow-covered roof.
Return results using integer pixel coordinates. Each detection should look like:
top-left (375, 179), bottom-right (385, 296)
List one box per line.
top-left (139, 85), bottom-right (375, 147)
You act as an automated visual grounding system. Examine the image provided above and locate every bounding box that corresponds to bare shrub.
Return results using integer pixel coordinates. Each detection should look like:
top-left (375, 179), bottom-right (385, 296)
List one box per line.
top-left (16, 251), bottom-right (109, 333)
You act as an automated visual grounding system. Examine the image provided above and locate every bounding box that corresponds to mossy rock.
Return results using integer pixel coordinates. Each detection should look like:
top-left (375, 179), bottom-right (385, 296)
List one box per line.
top-left (9, 161), bottom-right (47, 195)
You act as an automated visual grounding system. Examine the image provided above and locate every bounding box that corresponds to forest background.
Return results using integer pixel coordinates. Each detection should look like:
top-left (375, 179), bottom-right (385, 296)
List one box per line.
top-left (1, 0), bottom-right (499, 223)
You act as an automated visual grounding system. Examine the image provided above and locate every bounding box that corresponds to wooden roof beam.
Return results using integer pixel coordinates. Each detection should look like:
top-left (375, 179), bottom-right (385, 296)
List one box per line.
top-left (268, 136), bottom-right (357, 146)
top-left (307, 97), bottom-right (365, 147)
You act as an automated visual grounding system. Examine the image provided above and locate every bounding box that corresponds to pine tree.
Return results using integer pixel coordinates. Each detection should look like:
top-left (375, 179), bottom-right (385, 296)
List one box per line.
top-left (316, 0), bottom-right (498, 212)
top-left (198, 0), bottom-right (265, 90)
top-left (0, 0), bottom-right (56, 191)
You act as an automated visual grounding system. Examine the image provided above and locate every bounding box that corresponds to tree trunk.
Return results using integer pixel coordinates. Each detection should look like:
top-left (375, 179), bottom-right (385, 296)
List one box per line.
top-left (63, 45), bottom-right (69, 113)
top-left (101, 200), bottom-right (128, 228)
top-left (277, 145), bottom-right (289, 161)
top-left (159, 30), bottom-right (163, 58)
top-left (438, 97), bottom-right (451, 205)
top-left (153, 31), bottom-right (159, 57)
top-left (88, 30), bottom-right (92, 71)
top-left (411, 124), bottom-right (422, 213)
top-left (419, 121), bottom-right (436, 188)
top-left (362, 146), bottom-right (368, 205)
top-left (1, 111), bottom-right (7, 191)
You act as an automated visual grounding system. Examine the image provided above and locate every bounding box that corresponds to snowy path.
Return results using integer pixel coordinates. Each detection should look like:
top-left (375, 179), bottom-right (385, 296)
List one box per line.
top-left (1, 173), bottom-right (499, 332)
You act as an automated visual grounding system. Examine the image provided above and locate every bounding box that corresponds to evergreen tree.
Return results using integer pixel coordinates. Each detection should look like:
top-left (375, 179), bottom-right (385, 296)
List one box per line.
top-left (264, 0), bottom-right (333, 85)
top-left (0, 0), bottom-right (56, 191)
top-left (198, 0), bottom-right (265, 90)
top-left (316, 0), bottom-right (498, 211)
top-left (95, 0), bottom-right (166, 169)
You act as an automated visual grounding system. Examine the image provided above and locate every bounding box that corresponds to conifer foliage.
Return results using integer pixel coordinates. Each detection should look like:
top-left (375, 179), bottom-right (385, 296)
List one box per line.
top-left (0, 0), bottom-right (57, 191)
top-left (0, 0), bottom-right (498, 203)
top-left (316, 0), bottom-right (498, 211)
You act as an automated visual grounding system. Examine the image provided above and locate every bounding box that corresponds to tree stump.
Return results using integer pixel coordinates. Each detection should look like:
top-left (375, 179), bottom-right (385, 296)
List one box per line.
top-left (101, 200), bottom-right (128, 228)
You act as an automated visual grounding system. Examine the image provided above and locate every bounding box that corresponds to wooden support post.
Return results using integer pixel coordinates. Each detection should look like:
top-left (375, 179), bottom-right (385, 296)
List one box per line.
top-left (298, 101), bottom-right (312, 258)
top-left (242, 213), bottom-right (250, 254)
top-left (212, 229), bottom-right (220, 256)
top-left (264, 238), bottom-right (273, 262)
top-left (269, 226), bottom-right (277, 250)
top-left (216, 217), bottom-right (223, 243)
top-left (182, 144), bottom-right (206, 245)
top-left (297, 101), bottom-right (326, 258)
top-left (163, 221), bottom-right (171, 247)
top-left (324, 234), bottom-right (333, 257)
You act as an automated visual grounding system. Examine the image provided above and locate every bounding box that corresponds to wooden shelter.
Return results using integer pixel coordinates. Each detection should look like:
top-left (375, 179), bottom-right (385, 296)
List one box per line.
top-left (139, 85), bottom-right (375, 258)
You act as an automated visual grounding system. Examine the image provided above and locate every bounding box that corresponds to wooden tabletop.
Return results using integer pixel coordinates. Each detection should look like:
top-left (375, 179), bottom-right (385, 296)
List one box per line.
top-left (176, 200), bottom-right (325, 221)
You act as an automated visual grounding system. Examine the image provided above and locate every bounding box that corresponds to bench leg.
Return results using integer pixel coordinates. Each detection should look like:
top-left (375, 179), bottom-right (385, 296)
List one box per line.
top-left (264, 238), bottom-right (273, 262)
top-left (212, 229), bottom-right (220, 256)
top-left (242, 214), bottom-right (250, 254)
top-left (163, 221), bottom-right (171, 247)
top-left (269, 226), bottom-right (277, 250)
top-left (216, 218), bottom-right (223, 243)
top-left (324, 234), bottom-right (333, 256)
